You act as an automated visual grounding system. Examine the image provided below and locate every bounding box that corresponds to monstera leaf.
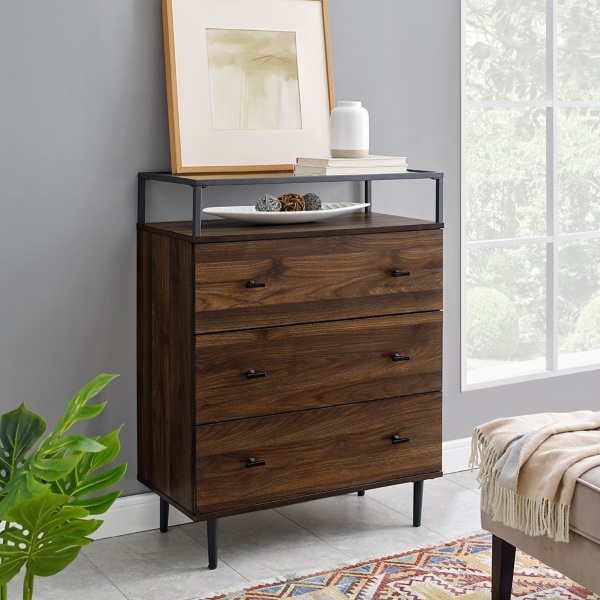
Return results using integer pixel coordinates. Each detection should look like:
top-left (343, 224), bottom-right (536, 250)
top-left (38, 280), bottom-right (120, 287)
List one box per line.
top-left (0, 404), bottom-right (46, 494)
top-left (0, 374), bottom-right (125, 600)
top-left (0, 491), bottom-right (100, 592)
top-left (0, 374), bottom-right (117, 521)
top-left (50, 427), bottom-right (127, 515)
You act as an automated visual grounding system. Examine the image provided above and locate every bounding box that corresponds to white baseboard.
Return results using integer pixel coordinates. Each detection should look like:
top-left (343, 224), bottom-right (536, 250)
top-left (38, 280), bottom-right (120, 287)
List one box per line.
top-left (93, 437), bottom-right (473, 540)
top-left (91, 493), bottom-right (192, 540)
top-left (442, 437), bottom-right (472, 474)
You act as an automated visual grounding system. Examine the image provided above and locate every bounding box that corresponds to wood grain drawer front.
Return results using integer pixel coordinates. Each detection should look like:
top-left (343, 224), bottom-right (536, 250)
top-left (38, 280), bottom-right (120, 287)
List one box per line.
top-left (195, 393), bottom-right (442, 515)
top-left (194, 230), bottom-right (442, 333)
top-left (195, 312), bottom-right (442, 424)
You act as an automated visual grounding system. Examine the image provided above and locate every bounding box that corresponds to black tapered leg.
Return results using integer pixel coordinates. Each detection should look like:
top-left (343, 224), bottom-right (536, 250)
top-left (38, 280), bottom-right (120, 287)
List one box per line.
top-left (159, 498), bottom-right (169, 533)
top-left (492, 535), bottom-right (516, 600)
top-left (413, 480), bottom-right (424, 527)
top-left (357, 491), bottom-right (366, 497)
top-left (207, 518), bottom-right (219, 570)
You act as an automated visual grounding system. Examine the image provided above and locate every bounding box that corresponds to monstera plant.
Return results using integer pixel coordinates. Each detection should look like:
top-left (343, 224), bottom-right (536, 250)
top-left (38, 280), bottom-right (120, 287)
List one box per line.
top-left (0, 374), bottom-right (126, 600)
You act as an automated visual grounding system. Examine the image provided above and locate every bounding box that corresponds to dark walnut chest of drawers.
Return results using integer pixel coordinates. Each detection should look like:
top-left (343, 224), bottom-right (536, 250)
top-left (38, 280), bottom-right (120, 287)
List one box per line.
top-left (137, 212), bottom-right (443, 568)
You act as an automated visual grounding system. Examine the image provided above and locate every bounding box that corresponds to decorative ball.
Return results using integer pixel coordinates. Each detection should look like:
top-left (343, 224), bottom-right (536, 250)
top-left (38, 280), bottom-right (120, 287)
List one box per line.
top-left (279, 193), bottom-right (306, 212)
top-left (303, 193), bottom-right (322, 211)
top-left (255, 194), bottom-right (282, 212)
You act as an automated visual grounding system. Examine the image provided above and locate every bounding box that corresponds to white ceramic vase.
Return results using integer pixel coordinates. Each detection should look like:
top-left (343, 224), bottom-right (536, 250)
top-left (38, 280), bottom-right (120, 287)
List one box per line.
top-left (330, 101), bottom-right (369, 158)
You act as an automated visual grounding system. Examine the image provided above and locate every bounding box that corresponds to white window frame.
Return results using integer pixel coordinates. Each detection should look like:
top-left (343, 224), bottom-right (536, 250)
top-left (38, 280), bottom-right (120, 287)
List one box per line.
top-left (461, 0), bottom-right (600, 391)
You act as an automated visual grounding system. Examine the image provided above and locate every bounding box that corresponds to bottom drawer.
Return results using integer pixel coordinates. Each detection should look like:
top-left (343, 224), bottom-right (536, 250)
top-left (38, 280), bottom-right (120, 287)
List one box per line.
top-left (195, 393), bottom-right (441, 515)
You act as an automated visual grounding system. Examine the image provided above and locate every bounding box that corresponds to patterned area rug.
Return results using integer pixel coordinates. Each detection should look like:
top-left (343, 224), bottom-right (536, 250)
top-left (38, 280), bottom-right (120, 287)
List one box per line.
top-left (202, 533), bottom-right (597, 600)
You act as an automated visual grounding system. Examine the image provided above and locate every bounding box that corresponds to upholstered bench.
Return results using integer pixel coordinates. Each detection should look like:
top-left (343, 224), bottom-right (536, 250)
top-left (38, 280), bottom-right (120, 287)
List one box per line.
top-left (484, 465), bottom-right (600, 599)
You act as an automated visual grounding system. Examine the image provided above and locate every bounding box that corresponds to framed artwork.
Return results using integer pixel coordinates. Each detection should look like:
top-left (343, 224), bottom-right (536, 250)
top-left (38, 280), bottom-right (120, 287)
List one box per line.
top-left (162, 0), bottom-right (335, 175)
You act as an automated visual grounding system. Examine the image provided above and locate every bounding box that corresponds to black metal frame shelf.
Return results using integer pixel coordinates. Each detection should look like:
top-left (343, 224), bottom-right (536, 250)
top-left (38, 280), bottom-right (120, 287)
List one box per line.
top-left (138, 169), bottom-right (444, 237)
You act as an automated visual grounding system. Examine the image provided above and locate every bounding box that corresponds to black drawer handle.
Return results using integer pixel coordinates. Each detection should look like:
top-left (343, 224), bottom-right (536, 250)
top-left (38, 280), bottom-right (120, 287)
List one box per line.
top-left (392, 353), bottom-right (410, 362)
top-left (246, 369), bottom-right (266, 379)
top-left (392, 270), bottom-right (411, 278)
top-left (392, 435), bottom-right (410, 445)
top-left (246, 458), bottom-right (266, 468)
top-left (246, 280), bottom-right (266, 289)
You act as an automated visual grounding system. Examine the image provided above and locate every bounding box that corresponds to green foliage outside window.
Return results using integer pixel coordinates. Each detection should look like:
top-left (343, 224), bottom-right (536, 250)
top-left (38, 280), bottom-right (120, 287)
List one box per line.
top-left (567, 294), bottom-right (600, 351)
top-left (466, 0), bottom-right (600, 367)
top-left (467, 287), bottom-right (520, 359)
top-left (467, 245), bottom-right (547, 362)
top-left (557, 0), bottom-right (600, 101)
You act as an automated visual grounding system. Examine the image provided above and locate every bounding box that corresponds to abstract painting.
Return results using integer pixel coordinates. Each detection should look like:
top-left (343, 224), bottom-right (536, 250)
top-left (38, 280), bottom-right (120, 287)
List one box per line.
top-left (206, 29), bottom-right (302, 130)
top-left (163, 0), bottom-right (333, 173)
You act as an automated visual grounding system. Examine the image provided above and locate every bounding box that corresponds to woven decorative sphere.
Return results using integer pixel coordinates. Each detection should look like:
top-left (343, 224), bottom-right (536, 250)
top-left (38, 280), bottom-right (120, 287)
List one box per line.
top-left (303, 193), bottom-right (322, 211)
top-left (279, 193), bottom-right (305, 212)
top-left (255, 194), bottom-right (282, 212)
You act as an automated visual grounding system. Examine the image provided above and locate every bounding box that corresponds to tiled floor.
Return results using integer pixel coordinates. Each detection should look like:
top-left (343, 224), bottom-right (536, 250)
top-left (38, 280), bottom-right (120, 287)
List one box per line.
top-left (16, 470), bottom-right (481, 600)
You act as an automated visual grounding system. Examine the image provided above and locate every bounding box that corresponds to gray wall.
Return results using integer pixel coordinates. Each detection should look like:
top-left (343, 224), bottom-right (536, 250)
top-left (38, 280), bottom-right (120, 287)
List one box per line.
top-left (1, 0), bottom-right (598, 497)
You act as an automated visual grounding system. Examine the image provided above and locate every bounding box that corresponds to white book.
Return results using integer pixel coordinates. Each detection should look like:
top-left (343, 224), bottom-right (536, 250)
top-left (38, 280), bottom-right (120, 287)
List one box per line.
top-left (296, 155), bottom-right (407, 168)
top-left (294, 164), bottom-right (408, 176)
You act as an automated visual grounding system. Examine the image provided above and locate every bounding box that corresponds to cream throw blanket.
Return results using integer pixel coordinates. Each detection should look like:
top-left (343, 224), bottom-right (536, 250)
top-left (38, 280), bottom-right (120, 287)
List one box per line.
top-left (470, 411), bottom-right (600, 543)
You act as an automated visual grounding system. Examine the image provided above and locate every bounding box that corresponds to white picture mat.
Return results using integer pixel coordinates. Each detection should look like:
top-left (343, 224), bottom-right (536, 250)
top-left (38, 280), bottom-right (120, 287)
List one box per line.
top-left (172, 0), bottom-right (331, 168)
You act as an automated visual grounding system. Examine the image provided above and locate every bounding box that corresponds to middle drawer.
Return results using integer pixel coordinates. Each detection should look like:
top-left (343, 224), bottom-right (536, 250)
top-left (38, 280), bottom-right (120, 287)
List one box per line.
top-left (195, 311), bottom-right (442, 423)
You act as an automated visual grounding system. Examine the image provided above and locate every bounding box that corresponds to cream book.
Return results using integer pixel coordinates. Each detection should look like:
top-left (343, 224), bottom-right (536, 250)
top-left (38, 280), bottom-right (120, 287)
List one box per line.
top-left (294, 164), bottom-right (408, 176)
top-left (296, 155), bottom-right (407, 168)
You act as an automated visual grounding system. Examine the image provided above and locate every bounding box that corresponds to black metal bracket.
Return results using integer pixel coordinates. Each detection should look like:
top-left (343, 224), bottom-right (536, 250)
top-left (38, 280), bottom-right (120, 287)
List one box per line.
top-left (137, 170), bottom-right (444, 237)
top-left (436, 177), bottom-right (443, 223)
top-left (192, 186), bottom-right (204, 237)
top-left (138, 174), bottom-right (146, 225)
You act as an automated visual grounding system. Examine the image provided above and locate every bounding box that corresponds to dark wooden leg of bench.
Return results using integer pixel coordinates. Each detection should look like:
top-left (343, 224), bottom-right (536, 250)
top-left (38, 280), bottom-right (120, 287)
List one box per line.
top-left (492, 535), bottom-right (516, 600)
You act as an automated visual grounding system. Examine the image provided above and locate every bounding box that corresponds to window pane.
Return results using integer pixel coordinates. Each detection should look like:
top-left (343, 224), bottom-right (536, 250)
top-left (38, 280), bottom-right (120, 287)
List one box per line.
top-left (466, 244), bottom-right (547, 385)
top-left (558, 108), bottom-right (600, 234)
top-left (558, 0), bottom-right (600, 101)
top-left (466, 0), bottom-right (546, 101)
top-left (467, 107), bottom-right (546, 241)
top-left (558, 239), bottom-right (600, 368)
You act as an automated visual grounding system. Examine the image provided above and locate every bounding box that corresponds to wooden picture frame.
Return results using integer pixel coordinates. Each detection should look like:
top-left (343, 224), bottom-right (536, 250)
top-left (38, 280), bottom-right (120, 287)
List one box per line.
top-left (162, 0), bottom-right (335, 175)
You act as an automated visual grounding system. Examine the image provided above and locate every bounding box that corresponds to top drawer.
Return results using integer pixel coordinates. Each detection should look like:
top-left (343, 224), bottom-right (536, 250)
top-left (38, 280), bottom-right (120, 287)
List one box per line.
top-left (194, 230), bottom-right (442, 333)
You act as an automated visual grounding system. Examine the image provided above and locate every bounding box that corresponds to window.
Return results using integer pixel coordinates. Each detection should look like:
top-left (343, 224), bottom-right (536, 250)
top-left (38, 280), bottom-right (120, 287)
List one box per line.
top-left (462, 0), bottom-right (600, 389)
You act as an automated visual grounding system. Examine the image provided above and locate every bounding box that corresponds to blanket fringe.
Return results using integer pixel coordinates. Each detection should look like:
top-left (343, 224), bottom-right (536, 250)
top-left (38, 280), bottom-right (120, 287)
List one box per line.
top-left (470, 428), bottom-right (570, 543)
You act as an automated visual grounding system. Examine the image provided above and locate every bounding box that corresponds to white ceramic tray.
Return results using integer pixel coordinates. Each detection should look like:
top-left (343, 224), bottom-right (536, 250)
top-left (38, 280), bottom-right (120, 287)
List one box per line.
top-left (203, 202), bottom-right (370, 225)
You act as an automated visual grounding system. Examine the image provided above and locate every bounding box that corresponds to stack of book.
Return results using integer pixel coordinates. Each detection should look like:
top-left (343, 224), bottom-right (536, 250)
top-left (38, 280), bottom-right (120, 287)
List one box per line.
top-left (294, 155), bottom-right (408, 176)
